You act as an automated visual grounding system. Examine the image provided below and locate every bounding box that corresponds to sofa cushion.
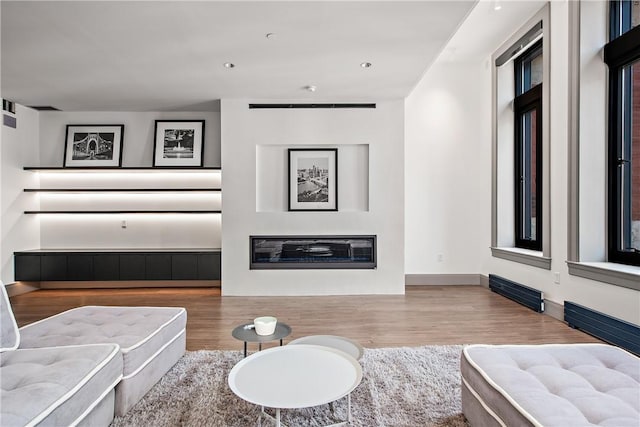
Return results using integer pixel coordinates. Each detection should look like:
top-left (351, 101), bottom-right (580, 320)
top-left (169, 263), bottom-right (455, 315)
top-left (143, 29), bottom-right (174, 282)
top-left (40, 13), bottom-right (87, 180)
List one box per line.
top-left (0, 282), bottom-right (19, 352)
top-left (461, 344), bottom-right (640, 427)
top-left (1, 343), bottom-right (122, 426)
top-left (19, 306), bottom-right (186, 378)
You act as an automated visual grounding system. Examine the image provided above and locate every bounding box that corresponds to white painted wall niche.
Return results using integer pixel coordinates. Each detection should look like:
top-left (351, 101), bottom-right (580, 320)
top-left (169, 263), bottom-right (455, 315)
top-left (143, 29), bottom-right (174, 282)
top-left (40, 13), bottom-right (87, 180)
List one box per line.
top-left (256, 144), bottom-right (369, 212)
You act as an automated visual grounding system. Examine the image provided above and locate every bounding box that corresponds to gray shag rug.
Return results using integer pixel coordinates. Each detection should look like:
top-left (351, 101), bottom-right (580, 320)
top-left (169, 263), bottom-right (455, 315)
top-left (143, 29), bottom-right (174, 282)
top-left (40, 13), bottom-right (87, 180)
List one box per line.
top-left (112, 345), bottom-right (468, 427)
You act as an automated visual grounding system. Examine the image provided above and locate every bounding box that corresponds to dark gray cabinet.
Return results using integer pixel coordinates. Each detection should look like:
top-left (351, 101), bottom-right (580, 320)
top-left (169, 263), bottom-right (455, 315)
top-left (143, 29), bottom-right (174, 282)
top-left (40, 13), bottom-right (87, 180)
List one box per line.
top-left (145, 254), bottom-right (172, 280)
top-left (14, 250), bottom-right (221, 282)
top-left (41, 255), bottom-right (67, 281)
top-left (14, 255), bottom-right (40, 281)
top-left (94, 254), bottom-right (120, 281)
top-left (67, 255), bottom-right (94, 281)
top-left (172, 254), bottom-right (198, 280)
top-left (198, 253), bottom-right (221, 280)
top-left (119, 254), bottom-right (146, 280)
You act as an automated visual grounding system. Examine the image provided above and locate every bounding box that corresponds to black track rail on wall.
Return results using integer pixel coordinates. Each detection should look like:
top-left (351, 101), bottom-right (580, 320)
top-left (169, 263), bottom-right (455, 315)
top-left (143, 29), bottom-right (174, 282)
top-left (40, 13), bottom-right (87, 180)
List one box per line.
top-left (249, 103), bottom-right (376, 109)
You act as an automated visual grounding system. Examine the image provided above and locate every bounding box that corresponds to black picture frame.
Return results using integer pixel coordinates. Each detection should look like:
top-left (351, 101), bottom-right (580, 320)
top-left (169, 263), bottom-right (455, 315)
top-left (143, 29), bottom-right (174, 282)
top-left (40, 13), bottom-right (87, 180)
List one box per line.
top-left (63, 124), bottom-right (124, 167)
top-left (153, 120), bottom-right (205, 167)
top-left (288, 148), bottom-right (338, 211)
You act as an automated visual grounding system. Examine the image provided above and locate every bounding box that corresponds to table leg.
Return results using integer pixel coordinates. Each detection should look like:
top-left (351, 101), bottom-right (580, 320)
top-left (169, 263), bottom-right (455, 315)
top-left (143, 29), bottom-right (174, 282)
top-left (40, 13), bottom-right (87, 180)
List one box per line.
top-left (244, 341), bottom-right (247, 358)
top-left (348, 393), bottom-right (352, 423)
top-left (280, 338), bottom-right (283, 346)
top-left (259, 342), bottom-right (262, 351)
top-left (276, 408), bottom-right (281, 427)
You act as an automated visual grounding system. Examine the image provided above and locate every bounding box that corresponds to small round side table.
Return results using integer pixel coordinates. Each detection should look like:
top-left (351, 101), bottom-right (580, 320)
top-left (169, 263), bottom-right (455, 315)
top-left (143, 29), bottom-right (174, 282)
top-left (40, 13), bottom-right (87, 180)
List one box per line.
top-left (232, 322), bottom-right (292, 357)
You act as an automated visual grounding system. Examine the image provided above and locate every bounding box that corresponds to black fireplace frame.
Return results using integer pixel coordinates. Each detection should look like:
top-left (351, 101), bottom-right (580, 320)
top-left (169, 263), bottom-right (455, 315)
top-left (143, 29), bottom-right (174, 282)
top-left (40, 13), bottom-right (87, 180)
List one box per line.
top-left (250, 235), bottom-right (377, 270)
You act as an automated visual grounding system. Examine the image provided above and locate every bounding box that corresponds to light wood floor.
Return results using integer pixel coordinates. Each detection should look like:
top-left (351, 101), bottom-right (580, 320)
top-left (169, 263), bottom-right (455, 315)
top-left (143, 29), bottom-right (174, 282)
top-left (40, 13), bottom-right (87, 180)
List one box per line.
top-left (9, 285), bottom-right (600, 351)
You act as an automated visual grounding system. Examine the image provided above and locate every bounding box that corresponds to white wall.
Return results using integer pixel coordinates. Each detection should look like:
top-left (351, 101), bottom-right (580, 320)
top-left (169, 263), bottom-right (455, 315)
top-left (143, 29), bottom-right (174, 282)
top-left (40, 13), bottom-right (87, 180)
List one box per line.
top-left (39, 111), bottom-right (220, 167)
top-left (405, 1), bottom-right (639, 324)
top-left (1, 104), bottom-right (41, 284)
top-left (221, 99), bottom-right (404, 296)
top-left (578, 0), bottom-right (608, 261)
top-left (405, 61), bottom-right (492, 274)
top-left (34, 111), bottom-right (221, 250)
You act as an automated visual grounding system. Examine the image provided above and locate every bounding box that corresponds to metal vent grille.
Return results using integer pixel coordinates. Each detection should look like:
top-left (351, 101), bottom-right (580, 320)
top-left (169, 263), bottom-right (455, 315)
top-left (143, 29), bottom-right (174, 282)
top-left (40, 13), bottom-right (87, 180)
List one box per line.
top-left (489, 274), bottom-right (544, 312)
top-left (249, 103), bottom-right (376, 109)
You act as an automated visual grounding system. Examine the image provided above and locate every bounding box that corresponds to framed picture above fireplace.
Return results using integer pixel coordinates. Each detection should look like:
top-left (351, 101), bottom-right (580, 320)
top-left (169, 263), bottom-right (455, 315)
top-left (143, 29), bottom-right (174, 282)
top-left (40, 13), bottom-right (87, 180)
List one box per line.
top-left (288, 148), bottom-right (338, 211)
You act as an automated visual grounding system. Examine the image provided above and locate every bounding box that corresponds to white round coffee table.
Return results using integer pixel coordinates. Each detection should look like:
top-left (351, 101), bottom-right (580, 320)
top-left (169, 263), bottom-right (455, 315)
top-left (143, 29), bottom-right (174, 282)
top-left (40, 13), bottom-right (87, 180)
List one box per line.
top-left (228, 344), bottom-right (363, 426)
top-left (288, 335), bottom-right (364, 360)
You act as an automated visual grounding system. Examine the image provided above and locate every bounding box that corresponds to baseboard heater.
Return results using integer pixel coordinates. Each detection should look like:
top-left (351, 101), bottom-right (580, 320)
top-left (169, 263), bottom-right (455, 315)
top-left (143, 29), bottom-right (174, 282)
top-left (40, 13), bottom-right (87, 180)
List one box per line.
top-left (249, 103), bottom-right (376, 109)
top-left (565, 301), bottom-right (640, 355)
top-left (488, 274), bottom-right (544, 313)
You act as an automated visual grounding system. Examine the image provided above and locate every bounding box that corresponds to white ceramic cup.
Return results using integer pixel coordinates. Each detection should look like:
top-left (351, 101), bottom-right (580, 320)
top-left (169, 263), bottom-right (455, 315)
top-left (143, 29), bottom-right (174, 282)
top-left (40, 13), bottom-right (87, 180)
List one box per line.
top-left (254, 316), bottom-right (277, 335)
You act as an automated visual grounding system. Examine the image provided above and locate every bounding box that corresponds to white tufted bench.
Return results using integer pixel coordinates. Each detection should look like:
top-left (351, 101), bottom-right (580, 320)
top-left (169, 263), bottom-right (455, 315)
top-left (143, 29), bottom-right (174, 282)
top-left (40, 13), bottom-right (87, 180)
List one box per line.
top-left (461, 344), bottom-right (640, 427)
top-left (1, 283), bottom-right (124, 426)
top-left (1, 344), bottom-right (122, 426)
top-left (18, 305), bottom-right (186, 416)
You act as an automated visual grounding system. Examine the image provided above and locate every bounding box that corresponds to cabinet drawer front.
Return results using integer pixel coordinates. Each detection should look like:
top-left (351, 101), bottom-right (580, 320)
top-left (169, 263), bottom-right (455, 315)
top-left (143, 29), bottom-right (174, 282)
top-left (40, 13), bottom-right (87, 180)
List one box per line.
top-left (120, 254), bottom-right (146, 280)
top-left (14, 255), bottom-right (41, 281)
top-left (94, 255), bottom-right (120, 280)
top-left (41, 255), bottom-right (67, 281)
top-left (198, 253), bottom-right (221, 280)
top-left (172, 254), bottom-right (198, 280)
top-left (145, 254), bottom-right (172, 280)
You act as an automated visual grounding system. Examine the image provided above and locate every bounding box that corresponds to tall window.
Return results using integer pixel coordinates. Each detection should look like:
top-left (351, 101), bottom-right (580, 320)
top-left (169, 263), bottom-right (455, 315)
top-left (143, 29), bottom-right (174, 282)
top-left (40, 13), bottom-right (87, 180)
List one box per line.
top-left (605, 1), bottom-right (640, 266)
top-left (514, 41), bottom-right (543, 250)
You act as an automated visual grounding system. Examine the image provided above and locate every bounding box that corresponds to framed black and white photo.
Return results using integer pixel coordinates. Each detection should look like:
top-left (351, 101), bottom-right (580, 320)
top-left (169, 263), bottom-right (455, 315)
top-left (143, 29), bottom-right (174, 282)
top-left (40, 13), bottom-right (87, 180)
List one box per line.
top-left (63, 124), bottom-right (124, 167)
top-left (153, 120), bottom-right (204, 167)
top-left (288, 148), bottom-right (338, 211)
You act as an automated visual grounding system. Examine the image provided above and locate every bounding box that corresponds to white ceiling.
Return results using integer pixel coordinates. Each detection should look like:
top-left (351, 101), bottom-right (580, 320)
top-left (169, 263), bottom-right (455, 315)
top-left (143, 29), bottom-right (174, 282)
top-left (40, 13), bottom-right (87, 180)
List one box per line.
top-left (1, 1), bottom-right (477, 111)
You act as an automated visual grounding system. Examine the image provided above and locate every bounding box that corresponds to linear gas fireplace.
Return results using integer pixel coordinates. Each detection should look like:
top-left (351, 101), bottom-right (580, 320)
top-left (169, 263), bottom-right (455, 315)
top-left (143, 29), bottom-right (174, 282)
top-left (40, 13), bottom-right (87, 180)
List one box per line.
top-left (250, 235), bottom-right (376, 270)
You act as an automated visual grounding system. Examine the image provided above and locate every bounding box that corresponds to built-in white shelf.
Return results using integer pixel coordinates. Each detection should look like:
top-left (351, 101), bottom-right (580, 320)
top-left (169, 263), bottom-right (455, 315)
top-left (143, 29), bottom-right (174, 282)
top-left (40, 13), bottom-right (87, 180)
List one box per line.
top-left (24, 166), bottom-right (221, 172)
top-left (24, 188), bottom-right (221, 193)
top-left (23, 166), bottom-right (222, 215)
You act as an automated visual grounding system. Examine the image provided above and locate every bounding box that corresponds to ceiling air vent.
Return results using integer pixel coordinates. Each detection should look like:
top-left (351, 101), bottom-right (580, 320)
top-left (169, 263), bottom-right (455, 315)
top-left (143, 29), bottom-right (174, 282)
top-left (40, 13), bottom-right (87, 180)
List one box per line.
top-left (249, 103), bottom-right (376, 109)
top-left (29, 106), bottom-right (61, 111)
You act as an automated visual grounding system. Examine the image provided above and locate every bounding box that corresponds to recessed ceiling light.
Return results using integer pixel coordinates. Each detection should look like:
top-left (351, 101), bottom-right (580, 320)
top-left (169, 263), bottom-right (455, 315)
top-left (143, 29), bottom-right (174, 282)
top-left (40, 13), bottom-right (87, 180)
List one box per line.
top-left (265, 33), bottom-right (276, 39)
top-left (360, 62), bottom-right (372, 68)
top-left (224, 62), bottom-right (235, 68)
top-left (493, 0), bottom-right (502, 11)
top-left (303, 85), bottom-right (317, 92)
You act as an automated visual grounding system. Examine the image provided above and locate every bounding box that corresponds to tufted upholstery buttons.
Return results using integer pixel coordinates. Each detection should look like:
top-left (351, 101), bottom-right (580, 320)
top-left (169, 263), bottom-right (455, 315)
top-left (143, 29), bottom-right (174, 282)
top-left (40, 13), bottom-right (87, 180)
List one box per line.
top-left (462, 344), bottom-right (640, 427)
top-left (19, 306), bottom-right (186, 380)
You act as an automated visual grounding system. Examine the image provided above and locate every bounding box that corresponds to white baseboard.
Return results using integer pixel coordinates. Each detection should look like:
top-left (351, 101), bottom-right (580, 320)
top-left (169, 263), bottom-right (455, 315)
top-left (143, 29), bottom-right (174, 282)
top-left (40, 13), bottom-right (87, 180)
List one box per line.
top-left (544, 299), bottom-right (564, 321)
top-left (479, 274), bottom-right (489, 288)
top-left (405, 274), bottom-right (482, 286)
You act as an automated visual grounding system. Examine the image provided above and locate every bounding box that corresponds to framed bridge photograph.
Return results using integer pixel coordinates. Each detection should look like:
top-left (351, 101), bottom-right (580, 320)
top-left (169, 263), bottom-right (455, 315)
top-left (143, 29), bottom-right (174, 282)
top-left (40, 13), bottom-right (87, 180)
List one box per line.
top-left (153, 120), bottom-right (205, 167)
top-left (288, 148), bottom-right (338, 211)
top-left (63, 124), bottom-right (124, 167)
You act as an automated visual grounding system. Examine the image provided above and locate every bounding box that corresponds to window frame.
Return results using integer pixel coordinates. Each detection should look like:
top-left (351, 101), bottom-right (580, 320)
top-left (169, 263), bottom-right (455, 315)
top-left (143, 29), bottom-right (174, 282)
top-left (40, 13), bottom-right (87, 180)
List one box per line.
top-left (491, 4), bottom-right (551, 270)
top-left (604, 5), bottom-right (640, 267)
top-left (566, 0), bottom-right (640, 290)
top-left (513, 42), bottom-right (543, 251)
